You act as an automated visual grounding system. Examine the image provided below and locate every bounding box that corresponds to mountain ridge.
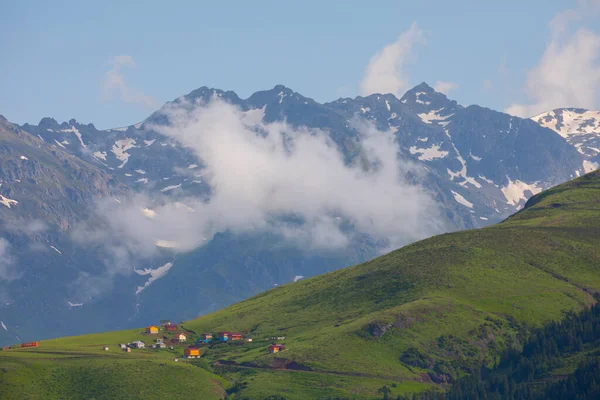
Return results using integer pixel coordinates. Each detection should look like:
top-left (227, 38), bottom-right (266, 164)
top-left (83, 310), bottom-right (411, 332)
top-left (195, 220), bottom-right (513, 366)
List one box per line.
top-left (1, 82), bottom-right (599, 347)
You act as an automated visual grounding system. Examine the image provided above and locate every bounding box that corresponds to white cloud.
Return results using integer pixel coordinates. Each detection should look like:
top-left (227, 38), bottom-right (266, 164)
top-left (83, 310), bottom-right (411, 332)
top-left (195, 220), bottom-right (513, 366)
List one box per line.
top-left (0, 238), bottom-right (19, 282)
top-left (433, 81), bottom-right (458, 95)
top-left (506, 2), bottom-right (600, 117)
top-left (549, 0), bottom-right (600, 37)
top-left (360, 23), bottom-right (424, 97)
top-left (75, 97), bottom-right (444, 288)
top-left (103, 55), bottom-right (159, 109)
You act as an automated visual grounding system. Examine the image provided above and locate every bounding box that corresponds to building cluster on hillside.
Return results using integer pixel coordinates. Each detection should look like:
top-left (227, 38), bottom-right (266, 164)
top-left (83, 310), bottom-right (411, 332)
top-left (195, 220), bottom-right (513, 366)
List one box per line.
top-left (135, 321), bottom-right (287, 357)
top-left (196, 331), bottom-right (244, 344)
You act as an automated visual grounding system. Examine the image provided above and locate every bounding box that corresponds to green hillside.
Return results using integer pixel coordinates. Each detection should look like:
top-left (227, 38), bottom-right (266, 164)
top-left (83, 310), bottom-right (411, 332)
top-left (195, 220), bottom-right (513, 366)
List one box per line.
top-left (1, 170), bottom-right (599, 399)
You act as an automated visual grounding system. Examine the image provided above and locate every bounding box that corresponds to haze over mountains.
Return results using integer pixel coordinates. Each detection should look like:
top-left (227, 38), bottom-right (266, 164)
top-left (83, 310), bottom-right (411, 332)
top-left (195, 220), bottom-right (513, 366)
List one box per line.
top-left (0, 82), bottom-right (599, 346)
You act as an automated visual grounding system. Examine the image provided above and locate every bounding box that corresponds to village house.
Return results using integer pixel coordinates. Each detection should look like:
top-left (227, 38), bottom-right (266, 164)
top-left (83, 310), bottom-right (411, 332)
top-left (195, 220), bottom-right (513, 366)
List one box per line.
top-left (152, 342), bottom-right (166, 349)
top-left (154, 338), bottom-right (164, 344)
top-left (200, 333), bottom-right (213, 343)
top-left (174, 333), bottom-right (187, 342)
top-left (164, 324), bottom-right (178, 332)
top-left (119, 343), bottom-right (127, 350)
top-left (184, 347), bottom-right (200, 358)
top-left (217, 332), bottom-right (230, 341)
top-left (124, 347), bottom-right (131, 353)
top-left (130, 340), bottom-right (145, 349)
top-left (269, 344), bottom-right (285, 354)
top-left (230, 332), bottom-right (242, 341)
top-left (146, 326), bottom-right (159, 334)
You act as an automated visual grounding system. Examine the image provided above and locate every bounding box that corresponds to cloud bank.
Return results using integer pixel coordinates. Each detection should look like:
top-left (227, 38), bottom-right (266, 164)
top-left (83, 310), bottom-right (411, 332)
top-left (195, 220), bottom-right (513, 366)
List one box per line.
top-left (360, 23), bottom-right (424, 97)
top-left (0, 238), bottom-right (18, 282)
top-left (103, 55), bottom-right (158, 109)
top-left (76, 97), bottom-right (444, 291)
top-left (506, 1), bottom-right (600, 117)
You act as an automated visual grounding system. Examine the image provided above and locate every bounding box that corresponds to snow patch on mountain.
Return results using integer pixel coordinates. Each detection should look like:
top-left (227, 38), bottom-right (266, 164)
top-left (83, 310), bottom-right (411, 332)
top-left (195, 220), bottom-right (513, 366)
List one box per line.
top-left (19, 155), bottom-right (28, 160)
top-left (501, 179), bottom-right (542, 207)
top-left (50, 246), bottom-right (62, 255)
top-left (67, 301), bottom-right (83, 308)
top-left (61, 126), bottom-right (86, 148)
top-left (409, 144), bottom-right (448, 161)
top-left (533, 109), bottom-right (600, 138)
top-left (0, 321), bottom-right (7, 331)
top-left (451, 190), bottom-right (473, 208)
top-left (161, 183), bottom-right (181, 192)
top-left (0, 195), bottom-right (18, 208)
top-left (418, 109), bottom-right (453, 125)
top-left (143, 139), bottom-right (156, 146)
top-left (112, 138), bottom-right (137, 168)
top-left (584, 160), bottom-right (599, 173)
top-left (414, 92), bottom-right (431, 105)
top-left (93, 151), bottom-right (107, 161)
top-left (134, 262), bottom-right (174, 295)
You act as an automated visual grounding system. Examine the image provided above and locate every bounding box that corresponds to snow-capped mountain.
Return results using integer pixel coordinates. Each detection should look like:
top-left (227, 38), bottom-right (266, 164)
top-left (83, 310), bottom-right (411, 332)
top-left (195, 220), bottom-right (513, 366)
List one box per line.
top-left (1, 83), bottom-right (597, 346)
top-left (532, 108), bottom-right (600, 173)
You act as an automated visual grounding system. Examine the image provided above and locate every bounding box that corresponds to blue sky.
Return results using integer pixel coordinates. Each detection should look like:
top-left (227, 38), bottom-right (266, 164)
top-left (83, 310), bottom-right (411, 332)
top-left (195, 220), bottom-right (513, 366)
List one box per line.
top-left (1, 0), bottom-right (599, 129)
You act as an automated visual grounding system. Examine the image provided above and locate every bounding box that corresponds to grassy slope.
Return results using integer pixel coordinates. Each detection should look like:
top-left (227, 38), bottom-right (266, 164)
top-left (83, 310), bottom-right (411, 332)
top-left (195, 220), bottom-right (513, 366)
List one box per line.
top-left (1, 171), bottom-right (599, 399)
top-left (180, 170), bottom-right (600, 398)
top-left (0, 330), bottom-right (227, 400)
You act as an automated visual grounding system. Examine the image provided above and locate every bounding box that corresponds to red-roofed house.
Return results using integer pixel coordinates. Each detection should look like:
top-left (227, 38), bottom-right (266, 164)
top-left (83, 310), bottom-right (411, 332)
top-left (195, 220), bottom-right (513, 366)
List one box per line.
top-left (269, 344), bottom-right (285, 353)
top-left (230, 332), bottom-right (242, 341)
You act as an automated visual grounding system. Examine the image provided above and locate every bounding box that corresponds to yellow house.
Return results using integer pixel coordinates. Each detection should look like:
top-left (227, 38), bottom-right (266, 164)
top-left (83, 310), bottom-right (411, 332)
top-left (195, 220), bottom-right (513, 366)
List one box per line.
top-left (184, 347), bottom-right (200, 358)
top-left (146, 325), bottom-right (159, 334)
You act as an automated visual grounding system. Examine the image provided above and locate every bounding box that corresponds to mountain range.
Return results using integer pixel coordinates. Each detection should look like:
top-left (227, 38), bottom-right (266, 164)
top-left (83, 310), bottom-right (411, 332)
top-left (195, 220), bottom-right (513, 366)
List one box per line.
top-left (0, 82), bottom-right (599, 346)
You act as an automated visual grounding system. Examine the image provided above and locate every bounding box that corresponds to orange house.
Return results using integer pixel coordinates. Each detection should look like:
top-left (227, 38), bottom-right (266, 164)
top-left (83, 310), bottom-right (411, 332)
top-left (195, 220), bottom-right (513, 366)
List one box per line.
top-left (269, 344), bottom-right (285, 353)
top-left (146, 326), bottom-right (159, 334)
top-left (184, 347), bottom-right (200, 358)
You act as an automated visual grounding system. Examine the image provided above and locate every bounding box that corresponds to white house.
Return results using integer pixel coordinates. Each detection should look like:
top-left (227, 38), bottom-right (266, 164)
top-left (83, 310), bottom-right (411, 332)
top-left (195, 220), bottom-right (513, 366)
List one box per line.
top-left (130, 340), bottom-right (145, 349)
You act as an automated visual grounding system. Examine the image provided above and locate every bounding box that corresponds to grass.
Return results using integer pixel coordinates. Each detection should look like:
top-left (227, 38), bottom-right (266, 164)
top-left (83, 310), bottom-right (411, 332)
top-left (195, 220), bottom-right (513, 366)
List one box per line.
top-left (0, 328), bottom-right (227, 400)
top-left (2, 170), bottom-right (600, 399)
